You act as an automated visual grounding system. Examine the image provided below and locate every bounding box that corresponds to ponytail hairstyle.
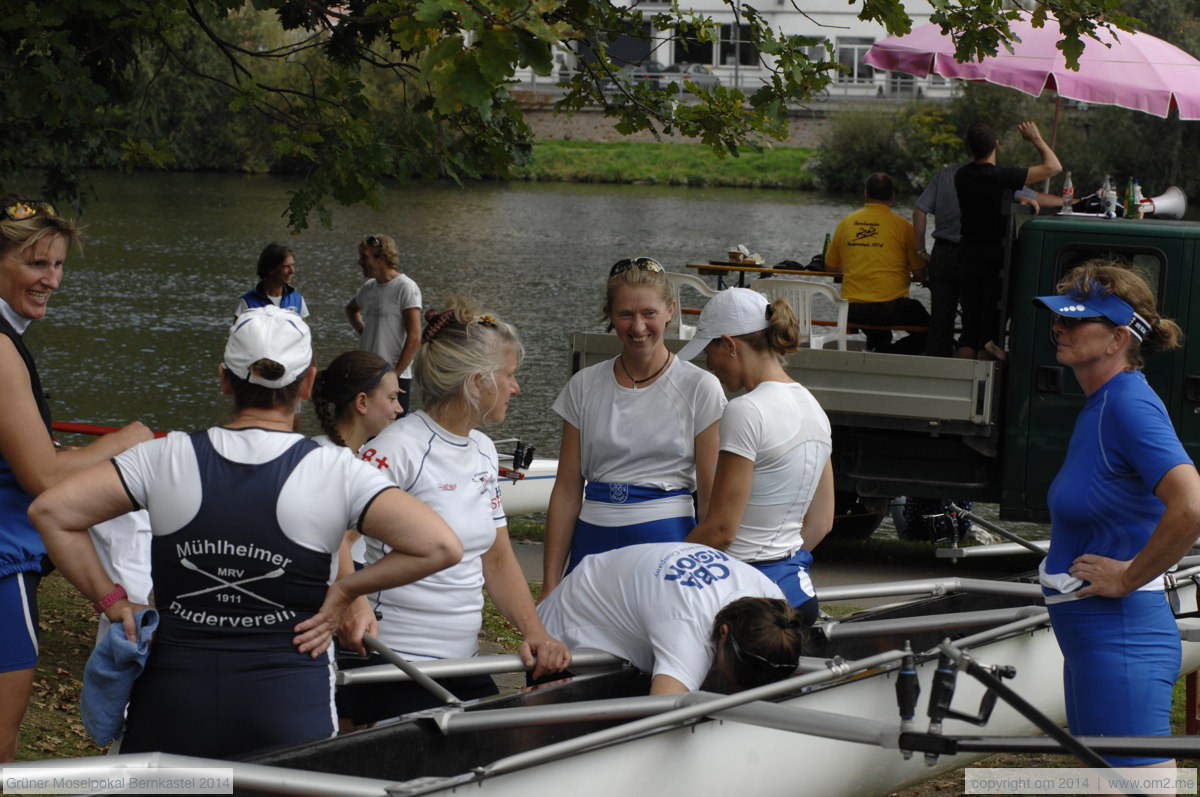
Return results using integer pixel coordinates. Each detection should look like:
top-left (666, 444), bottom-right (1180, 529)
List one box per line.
top-left (1057, 259), bottom-right (1182, 369)
top-left (226, 363), bottom-right (305, 411)
top-left (311, 350), bottom-right (393, 447)
top-left (702, 597), bottom-right (805, 694)
top-left (738, 297), bottom-right (801, 358)
top-left (415, 296), bottom-right (522, 420)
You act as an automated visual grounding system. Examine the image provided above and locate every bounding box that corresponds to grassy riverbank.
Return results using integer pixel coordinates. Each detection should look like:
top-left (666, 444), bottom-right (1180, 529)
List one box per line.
top-left (511, 140), bottom-right (817, 189)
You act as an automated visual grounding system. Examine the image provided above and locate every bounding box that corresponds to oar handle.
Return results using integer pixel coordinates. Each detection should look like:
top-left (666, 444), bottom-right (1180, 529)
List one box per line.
top-left (362, 633), bottom-right (464, 707)
top-left (52, 421), bottom-right (168, 439)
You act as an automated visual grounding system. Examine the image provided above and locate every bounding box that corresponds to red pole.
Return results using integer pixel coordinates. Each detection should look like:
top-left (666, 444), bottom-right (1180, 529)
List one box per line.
top-left (51, 421), bottom-right (167, 439)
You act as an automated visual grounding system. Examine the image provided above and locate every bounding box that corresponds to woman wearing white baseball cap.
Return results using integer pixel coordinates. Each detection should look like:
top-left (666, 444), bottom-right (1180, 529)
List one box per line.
top-left (1032, 260), bottom-right (1200, 769)
top-left (678, 288), bottom-right (834, 625)
top-left (30, 305), bottom-right (461, 758)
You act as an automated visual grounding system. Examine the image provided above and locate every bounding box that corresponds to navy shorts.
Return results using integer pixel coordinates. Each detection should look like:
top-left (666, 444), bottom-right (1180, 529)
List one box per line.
top-left (0, 571), bottom-right (40, 673)
top-left (750, 550), bottom-right (819, 626)
top-left (1048, 590), bottom-right (1181, 766)
top-left (568, 515), bottom-right (694, 574)
top-left (121, 643), bottom-right (335, 758)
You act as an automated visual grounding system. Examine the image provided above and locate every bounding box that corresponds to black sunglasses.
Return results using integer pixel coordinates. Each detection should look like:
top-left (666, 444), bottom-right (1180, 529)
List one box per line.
top-left (1, 200), bottom-right (56, 222)
top-left (1052, 313), bottom-right (1108, 329)
top-left (610, 257), bottom-right (664, 276)
top-left (729, 634), bottom-right (796, 674)
top-left (365, 234), bottom-right (382, 250)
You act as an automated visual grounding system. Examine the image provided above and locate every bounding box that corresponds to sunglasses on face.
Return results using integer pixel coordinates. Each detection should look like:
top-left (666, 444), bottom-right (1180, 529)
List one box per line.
top-left (729, 634), bottom-right (795, 674)
top-left (1, 200), bottom-right (56, 222)
top-left (610, 257), bottom-right (664, 276)
top-left (1052, 313), bottom-right (1108, 329)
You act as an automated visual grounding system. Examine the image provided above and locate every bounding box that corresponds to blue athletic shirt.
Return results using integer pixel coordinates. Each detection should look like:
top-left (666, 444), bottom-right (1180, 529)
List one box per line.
top-left (1045, 370), bottom-right (1192, 577)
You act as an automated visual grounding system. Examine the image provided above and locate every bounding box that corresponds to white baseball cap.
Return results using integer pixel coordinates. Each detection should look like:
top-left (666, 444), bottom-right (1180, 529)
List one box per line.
top-left (224, 306), bottom-right (312, 388)
top-left (677, 288), bottom-right (770, 361)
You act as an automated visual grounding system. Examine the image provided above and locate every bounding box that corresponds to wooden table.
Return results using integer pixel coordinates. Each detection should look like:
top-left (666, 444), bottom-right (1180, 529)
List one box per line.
top-left (685, 262), bottom-right (835, 289)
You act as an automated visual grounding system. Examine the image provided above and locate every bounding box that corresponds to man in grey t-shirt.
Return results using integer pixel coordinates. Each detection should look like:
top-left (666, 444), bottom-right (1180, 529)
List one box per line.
top-left (344, 234), bottom-right (422, 412)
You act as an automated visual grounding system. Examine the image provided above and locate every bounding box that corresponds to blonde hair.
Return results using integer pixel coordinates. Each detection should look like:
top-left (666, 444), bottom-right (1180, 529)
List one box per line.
top-left (738, 298), bottom-right (801, 358)
top-left (1057, 259), bottom-right (1182, 368)
top-left (0, 196), bottom-right (80, 258)
top-left (415, 297), bottom-right (522, 418)
top-left (359, 233), bottom-right (399, 270)
top-left (601, 264), bottom-right (674, 332)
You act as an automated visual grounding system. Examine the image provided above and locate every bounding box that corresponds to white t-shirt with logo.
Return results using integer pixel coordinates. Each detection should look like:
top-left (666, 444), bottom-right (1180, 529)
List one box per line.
top-left (360, 410), bottom-right (505, 659)
top-left (113, 427), bottom-right (395, 585)
top-left (537, 542), bottom-right (783, 690)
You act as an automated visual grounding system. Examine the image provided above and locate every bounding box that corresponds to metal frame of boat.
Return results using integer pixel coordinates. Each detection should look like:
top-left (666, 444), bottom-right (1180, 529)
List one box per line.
top-left (17, 568), bottom-right (1200, 797)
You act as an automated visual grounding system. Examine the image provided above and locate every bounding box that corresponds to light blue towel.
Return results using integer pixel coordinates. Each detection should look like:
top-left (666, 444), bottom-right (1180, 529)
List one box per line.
top-left (81, 608), bottom-right (158, 746)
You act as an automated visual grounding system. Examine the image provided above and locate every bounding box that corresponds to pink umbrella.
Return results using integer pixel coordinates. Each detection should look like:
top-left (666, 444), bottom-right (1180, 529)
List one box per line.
top-left (865, 13), bottom-right (1200, 126)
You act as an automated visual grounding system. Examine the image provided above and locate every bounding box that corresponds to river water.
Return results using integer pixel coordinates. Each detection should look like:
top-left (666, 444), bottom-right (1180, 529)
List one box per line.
top-left (29, 172), bottom-right (867, 444)
top-left (25, 171), bottom-right (1045, 540)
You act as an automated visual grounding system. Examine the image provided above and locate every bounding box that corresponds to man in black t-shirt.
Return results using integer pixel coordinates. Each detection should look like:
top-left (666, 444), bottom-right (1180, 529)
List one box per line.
top-left (955, 121), bottom-right (1061, 359)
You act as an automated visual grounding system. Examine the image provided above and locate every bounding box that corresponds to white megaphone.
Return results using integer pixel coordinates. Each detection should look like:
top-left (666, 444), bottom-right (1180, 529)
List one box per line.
top-left (1139, 186), bottom-right (1188, 220)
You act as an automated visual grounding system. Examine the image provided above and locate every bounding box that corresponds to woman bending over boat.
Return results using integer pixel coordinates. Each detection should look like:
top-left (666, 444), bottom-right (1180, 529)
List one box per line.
top-left (677, 288), bottom-right (834, 626)
top-left (1033, 260), bottom-right (1200, 769)
top-left (0, 198), bottom-right (151, 762)
top-left (30, 307), bottom-right (460, 758)
top-left (340, 300), bottom-right (571, 725)
top-left (538, 542), bottom-right (803, 694)
top-left (542, 257), bottom-right (725, 594)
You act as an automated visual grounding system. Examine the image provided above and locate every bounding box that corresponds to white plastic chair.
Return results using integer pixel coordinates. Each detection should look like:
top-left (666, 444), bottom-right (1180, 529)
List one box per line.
top-left (749, 277), bottom-right (849, 351)
top-left (664, 272), bottom-right (717, 340)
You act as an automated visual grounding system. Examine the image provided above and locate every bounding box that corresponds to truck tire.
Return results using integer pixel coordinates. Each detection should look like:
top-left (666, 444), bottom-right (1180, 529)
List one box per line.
top-left (830, 491), bottom-right (884, 540)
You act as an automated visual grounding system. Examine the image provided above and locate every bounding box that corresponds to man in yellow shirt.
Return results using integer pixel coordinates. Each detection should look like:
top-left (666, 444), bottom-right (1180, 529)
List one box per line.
top-left (825, 173), bottom-right (929, 354)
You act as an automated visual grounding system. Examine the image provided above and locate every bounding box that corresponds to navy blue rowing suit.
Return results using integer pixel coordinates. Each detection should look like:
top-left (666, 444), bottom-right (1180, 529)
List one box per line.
top-left (120, 431), bottom-right (335, 757)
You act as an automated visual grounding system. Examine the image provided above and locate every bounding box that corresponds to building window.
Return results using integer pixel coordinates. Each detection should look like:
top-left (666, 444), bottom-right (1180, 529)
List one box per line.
top-left (720, 24), bottom-right (757, 67)
top-left (835, 37), bottom-right (875, 83)
top-left (676, 35), bottom-right (714, 66)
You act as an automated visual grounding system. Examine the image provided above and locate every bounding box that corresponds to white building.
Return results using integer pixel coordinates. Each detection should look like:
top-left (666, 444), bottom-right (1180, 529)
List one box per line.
top-left (538, 0), bottom-right (958, 100)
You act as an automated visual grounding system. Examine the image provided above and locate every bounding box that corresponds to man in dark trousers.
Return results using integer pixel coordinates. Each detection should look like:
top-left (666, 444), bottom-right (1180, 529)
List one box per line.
top-left (955, 121), bottom-right (1061, 359)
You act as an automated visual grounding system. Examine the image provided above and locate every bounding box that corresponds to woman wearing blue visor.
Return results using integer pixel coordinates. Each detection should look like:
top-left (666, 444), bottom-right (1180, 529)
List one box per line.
top-left (1033, 260), bottom-right (1200, 769)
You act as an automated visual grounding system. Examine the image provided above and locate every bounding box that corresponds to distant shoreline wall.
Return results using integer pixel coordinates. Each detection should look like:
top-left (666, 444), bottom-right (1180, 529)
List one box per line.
top-left (518, 97), bottom-right (832, 148)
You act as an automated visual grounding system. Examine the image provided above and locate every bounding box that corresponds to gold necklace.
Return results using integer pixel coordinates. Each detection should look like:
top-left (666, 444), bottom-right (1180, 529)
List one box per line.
top-left (619, 352), bottom-right (670, 387)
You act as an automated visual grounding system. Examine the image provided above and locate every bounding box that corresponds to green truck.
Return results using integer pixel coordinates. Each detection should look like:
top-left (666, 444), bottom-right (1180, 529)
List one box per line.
top-left (567, 214), bottom-right (1200, 539)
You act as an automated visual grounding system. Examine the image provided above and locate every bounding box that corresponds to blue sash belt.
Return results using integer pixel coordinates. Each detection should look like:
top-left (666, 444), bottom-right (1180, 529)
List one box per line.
top-left (585, 482), bottom-right (690, 505)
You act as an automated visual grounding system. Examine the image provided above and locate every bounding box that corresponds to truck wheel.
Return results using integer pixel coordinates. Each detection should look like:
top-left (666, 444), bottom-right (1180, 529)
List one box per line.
top-left (830, 491), bottom-right (884, 540)
top-left (891, 497), bottom-right (973, 543)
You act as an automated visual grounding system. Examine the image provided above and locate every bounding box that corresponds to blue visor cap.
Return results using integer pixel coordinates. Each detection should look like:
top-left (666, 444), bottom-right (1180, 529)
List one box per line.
top-left (1032, 287), bottom-right (1151, 342)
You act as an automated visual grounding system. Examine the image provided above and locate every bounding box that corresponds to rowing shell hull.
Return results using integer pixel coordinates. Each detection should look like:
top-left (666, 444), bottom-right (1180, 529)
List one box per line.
top-left (499, 458), bottom-right (556, 516)
top-left (245, 579), bottom-right (1200, 797)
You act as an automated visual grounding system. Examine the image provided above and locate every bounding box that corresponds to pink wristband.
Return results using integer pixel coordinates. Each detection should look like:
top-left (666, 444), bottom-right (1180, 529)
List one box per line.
top-left (93, 584), bottom-right (127, 613)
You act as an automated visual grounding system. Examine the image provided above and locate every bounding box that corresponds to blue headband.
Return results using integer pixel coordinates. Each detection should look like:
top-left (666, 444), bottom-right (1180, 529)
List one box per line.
top-left (1032, 284), bottom-right (1151, 342)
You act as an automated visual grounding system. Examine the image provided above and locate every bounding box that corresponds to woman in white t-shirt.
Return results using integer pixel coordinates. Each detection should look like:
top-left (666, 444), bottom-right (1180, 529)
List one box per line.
top-left (341, 300), bottom-right (571, 725)
top-left (678, 288), bottom-right (834, 625)
top-left (30, 307), bottom-right (460, 757)
top-left (542, 258), bottom-right (726, 595)
top-left (310, 349), bottom-right (403, 652)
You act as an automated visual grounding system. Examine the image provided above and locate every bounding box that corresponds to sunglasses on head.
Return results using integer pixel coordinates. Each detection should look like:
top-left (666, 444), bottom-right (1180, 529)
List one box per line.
top-left (365, 234), bottom-right (382, 250)
top-left (610, 257), bottom-right (664, 276)
top-left (1, 200), bottom-right (56, 222)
